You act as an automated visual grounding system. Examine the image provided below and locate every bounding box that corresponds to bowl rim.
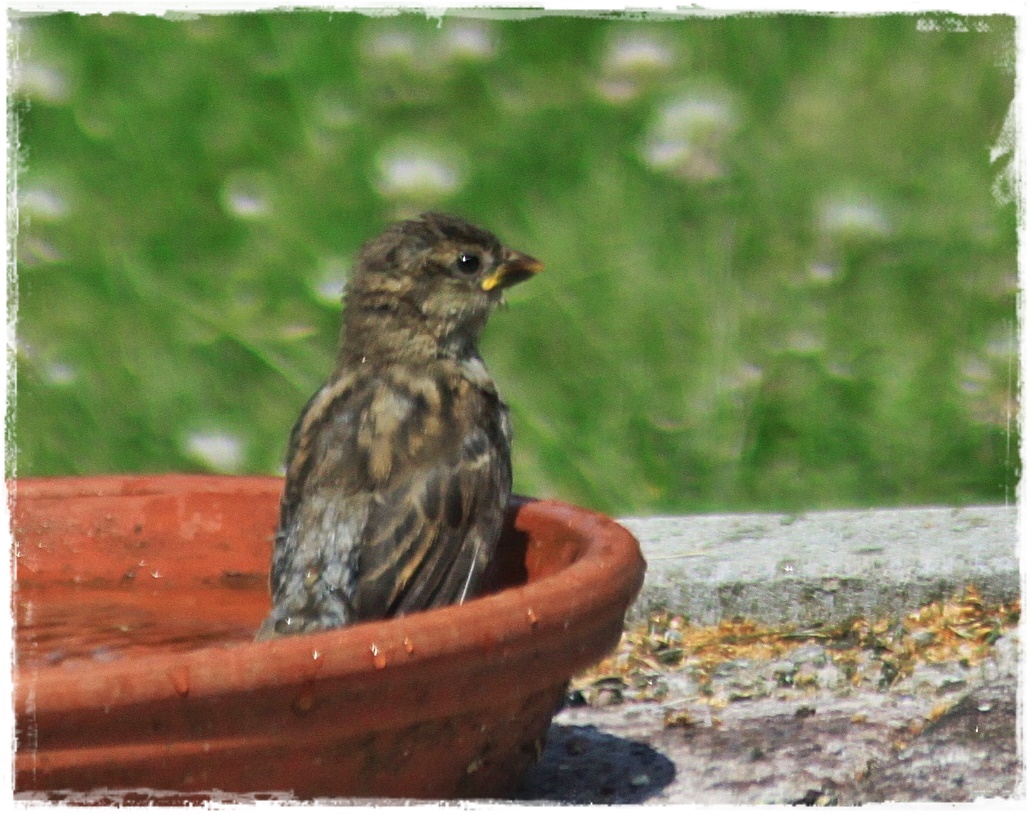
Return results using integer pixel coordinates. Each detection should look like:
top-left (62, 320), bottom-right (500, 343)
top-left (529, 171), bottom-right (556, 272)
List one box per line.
top-left (13, 474), bottom-right (646, 716)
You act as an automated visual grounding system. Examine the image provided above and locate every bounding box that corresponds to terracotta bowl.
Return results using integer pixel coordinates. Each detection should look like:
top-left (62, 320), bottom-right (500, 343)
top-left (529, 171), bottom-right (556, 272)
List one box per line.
top-left (11, 475), bottom-right (645, 801)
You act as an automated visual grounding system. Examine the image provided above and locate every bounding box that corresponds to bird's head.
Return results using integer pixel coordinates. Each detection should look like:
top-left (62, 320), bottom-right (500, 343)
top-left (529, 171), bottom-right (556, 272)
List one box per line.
top-left (339, 213), bottom-right (543, 364)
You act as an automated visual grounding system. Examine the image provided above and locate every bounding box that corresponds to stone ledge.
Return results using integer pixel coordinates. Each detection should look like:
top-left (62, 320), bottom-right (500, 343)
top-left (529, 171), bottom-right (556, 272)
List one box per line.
top-left (619, 504), bottom-right (1019, 626)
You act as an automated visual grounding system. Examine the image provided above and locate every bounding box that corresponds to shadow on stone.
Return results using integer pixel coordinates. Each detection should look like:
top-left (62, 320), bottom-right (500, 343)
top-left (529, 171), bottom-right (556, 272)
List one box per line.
top-left (828, 680), bottom-right (1020, 804)
top-left (516, 724), bottom-right (676, 804)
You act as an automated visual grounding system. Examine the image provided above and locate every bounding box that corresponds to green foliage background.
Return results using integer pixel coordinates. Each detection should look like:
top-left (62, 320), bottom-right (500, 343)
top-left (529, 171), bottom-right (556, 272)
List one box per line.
top-left (10, 11), bottom-right (1019, 515)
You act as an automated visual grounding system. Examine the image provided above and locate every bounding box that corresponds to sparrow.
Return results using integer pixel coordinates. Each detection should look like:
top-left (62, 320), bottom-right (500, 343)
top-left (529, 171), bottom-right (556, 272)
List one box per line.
top-left (256, 212), bottom-right (542, 639)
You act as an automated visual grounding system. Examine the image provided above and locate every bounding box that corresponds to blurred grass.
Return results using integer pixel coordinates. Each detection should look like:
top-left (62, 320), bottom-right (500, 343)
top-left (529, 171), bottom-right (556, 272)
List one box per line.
top-left (9, 11), bottom-right (1018, 515)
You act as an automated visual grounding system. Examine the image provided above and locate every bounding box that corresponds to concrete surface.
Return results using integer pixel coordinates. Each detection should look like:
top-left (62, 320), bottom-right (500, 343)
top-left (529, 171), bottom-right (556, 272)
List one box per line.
top-left (518, 504), bottom-right (1024, 805)
top-left (621, 504), bottom-right (1019, 625)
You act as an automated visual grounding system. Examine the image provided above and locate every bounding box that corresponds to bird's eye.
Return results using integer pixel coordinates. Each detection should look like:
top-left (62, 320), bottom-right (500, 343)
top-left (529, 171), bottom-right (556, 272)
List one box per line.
top-left (456, 253), bottom-right (481, 275)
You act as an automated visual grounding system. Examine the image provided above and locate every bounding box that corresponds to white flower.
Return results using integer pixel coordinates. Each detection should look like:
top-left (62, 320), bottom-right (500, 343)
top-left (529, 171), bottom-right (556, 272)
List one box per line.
top-left (375, 145), bottom-right (464, 200)
top-left (13, 59), bottom-right (70, 104)
top-left (11, 22), bottom-right (70, 106)
top-left (311, 255), bottom-right (350, 305)
top-left (818, 195), bottom-right (891, 239)
top-left (596, 32), bottom-right (674, 104)
top-left (363, 28), bottom-right (419, 64)
top-left (44, 362), bottom-right (76, 386)
top-left (220, 172), bottom-right (273, 220)
top-left (313, 87), bottom-right (356, 130)
top-left (184, 431), bottom-right (245, 473)
top-left (641, 93), bottom-right (738, 181)
top-left (19, 182), bottom-right (70, 221)
top-left (604, 33), bottom-right (674, 76)
top-left (808, 262), bottom-right (837, 284)
top-left (440, 21), bottom-right (495, 62)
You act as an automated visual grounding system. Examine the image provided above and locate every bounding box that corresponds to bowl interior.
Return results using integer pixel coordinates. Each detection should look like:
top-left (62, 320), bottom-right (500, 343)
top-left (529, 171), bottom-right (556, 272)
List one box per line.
top-left (12, 476), bottom-right (576, 669)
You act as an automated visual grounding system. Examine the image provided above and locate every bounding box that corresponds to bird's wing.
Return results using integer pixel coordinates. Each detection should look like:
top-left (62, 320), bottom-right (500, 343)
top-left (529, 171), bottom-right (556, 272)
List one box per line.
top-left (263, 366), bottom-right (511, 635)
top-left (351, 417), bottom-right (510, 618)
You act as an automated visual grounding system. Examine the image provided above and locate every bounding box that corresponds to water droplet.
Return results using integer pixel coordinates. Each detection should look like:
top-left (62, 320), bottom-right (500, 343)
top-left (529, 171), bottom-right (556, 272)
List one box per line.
top-left (168, 666), bottom-right (191, 697)
top-left (778, 559), bottom-right (798, 575)
top-left (403, 637), bottom-right (415, 655)
top-left (527, 608), bottom-right (539, 627)
top-left (301, 649), bottom-right (326, 680)
top-left (371, 643), bottom-right (387, 670)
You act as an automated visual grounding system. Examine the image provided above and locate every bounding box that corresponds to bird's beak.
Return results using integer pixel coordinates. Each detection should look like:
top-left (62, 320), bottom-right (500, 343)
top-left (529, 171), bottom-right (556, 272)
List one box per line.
top-left (480, 250), bottom-right (544, 292)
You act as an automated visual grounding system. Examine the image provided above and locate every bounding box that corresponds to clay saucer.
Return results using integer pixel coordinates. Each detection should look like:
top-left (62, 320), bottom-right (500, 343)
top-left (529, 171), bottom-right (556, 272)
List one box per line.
top-left (12, 475), bottom-right (645, 801)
